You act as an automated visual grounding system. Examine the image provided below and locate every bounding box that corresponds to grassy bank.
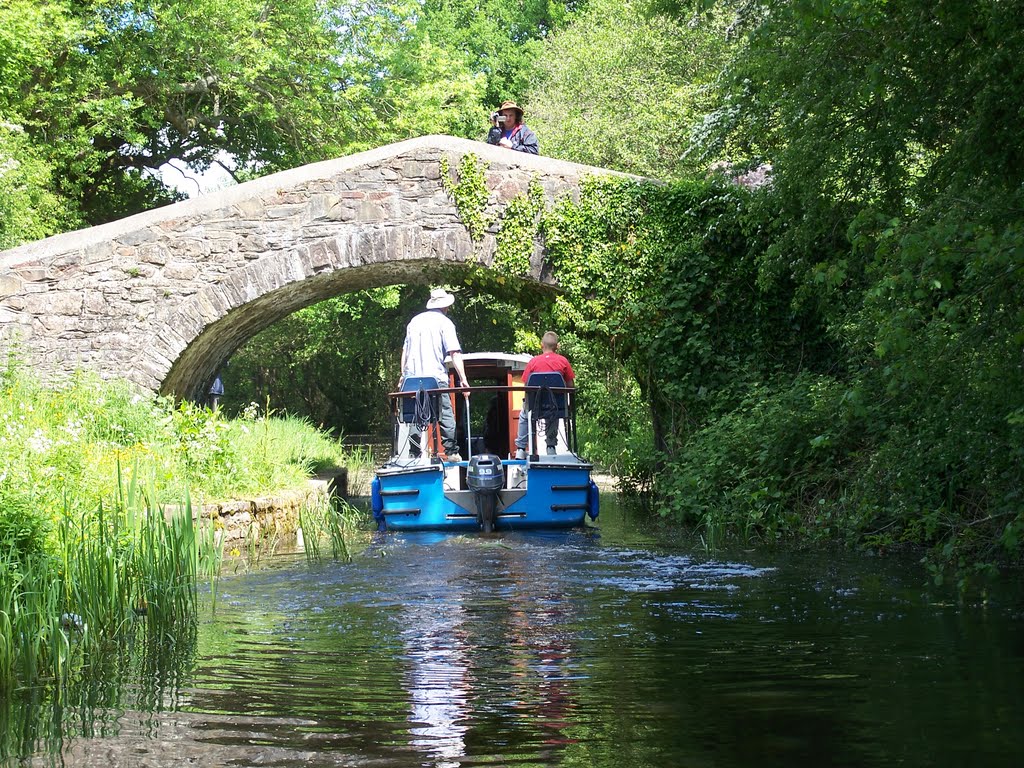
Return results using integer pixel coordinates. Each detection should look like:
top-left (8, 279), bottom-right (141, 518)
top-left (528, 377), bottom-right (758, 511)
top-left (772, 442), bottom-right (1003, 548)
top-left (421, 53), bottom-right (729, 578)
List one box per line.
top-left (0, 359), bottom-right (361, 697)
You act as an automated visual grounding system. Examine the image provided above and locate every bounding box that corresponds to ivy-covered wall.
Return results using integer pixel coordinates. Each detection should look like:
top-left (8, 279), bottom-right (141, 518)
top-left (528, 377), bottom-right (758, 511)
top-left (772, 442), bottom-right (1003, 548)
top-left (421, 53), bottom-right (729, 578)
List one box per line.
top-left (536, 174), bottom-right (1023, 580)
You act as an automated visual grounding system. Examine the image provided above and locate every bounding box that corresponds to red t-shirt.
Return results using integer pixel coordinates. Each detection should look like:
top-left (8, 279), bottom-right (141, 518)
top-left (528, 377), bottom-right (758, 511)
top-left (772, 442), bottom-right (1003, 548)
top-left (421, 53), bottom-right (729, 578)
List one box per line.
top-left (523, 352), bottom-right (575, 385)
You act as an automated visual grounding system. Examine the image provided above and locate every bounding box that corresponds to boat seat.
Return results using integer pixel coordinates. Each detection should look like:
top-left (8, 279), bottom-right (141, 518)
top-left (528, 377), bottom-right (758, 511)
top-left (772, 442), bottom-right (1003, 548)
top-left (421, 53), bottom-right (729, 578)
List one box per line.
top-left (526, 372), bottom-right (569, 455)
top-left (399, 376), bottom-right (440, 425)
top-left (525, 372), bottom-right (568, 422)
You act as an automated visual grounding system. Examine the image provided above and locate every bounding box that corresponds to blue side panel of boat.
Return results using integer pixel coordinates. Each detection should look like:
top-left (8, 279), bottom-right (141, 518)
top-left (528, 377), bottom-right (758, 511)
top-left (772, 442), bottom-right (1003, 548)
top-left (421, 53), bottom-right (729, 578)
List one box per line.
top-left (377, 465), bottom-right (478, 531)
top-left (499, 463), bottom-right (593, 530)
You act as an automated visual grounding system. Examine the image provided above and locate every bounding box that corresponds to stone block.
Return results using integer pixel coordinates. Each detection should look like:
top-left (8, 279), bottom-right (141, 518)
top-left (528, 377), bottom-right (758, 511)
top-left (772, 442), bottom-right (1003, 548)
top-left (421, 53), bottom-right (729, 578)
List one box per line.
top-left (0, 307), bottom-right (25, 324)
top-left (13, 264), bottom-right (46, 282)
top-left (39, 315), bottom-right (71, 333)
top-left (233, 198), bottom-right (265, 218)
top-left (158, 217), bottom-right (199, 232)
top-left (82, 292), bottom-right (108, 314)
top-left (237, 233), bottom-right (268, 252)
top-left (309, 239), bottom-right (340, 269)
top-left (138, 244), bottom-right (167, 266)
top-left (175, 238), bottom-right (212, 260)
top-left (164, 262), bottom-right (200, 280)
top-left (356, 201), bottom-right (386, 222)
top-left (498, 180), bottom-right (524, 202)
top-left (221, 500), bottom-right (252, 517)
top-left (265, 203), bottom-right (307, 219)
top-left (117, 229), bottom-right (157, 246)
top-left (0, 275), bottom-right (24, 298)
top-left (127, 287), bottom-right (158, 304)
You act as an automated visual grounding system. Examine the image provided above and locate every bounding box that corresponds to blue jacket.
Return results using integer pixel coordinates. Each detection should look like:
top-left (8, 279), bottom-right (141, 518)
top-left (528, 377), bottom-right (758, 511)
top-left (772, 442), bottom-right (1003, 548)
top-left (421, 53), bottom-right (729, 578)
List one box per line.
top-left (487, 123), bottom-right (540, 155)
top-left (508, 124), bottom-right (539, 155)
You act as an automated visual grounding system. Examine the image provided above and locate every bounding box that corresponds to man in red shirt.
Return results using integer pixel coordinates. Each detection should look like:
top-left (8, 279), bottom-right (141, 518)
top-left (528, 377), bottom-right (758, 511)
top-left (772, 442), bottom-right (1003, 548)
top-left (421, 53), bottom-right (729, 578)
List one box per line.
top-left (515, 331), bottom-right (575, 458)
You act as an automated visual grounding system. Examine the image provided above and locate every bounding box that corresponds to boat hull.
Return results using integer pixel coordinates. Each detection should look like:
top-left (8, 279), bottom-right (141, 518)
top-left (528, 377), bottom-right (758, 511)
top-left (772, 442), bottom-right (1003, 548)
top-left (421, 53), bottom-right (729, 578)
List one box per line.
top-left (373, 459), bottom-right (598, 531)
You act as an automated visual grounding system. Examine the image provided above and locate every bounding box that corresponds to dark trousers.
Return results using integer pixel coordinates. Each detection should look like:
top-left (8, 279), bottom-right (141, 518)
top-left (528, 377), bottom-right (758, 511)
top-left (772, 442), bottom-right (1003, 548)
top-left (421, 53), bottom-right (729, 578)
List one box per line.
top-left (410, 392), bottom-right (457, 456)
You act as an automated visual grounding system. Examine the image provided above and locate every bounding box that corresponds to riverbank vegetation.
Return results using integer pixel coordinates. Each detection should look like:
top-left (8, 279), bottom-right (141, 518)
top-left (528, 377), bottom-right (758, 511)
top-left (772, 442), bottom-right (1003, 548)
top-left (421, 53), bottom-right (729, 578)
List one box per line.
top-left (2, 1), bottom-right (1021, 581)
top-left (0, 358), bottom-right (353, 699)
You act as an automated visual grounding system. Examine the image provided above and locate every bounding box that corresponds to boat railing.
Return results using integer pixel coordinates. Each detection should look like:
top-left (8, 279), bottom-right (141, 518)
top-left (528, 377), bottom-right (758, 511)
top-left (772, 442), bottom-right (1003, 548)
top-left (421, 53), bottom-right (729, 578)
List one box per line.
top-left (387, 384), bottom-right (576, 397)
top-left (387, 383), bottom-right (579, 460)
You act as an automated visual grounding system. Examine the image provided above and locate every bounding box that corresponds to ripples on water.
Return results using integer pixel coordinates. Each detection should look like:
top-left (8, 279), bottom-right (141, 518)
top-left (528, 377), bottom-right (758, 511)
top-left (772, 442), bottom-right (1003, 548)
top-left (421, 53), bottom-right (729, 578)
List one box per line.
top-left (12, 496), bottom-right (1024, 767)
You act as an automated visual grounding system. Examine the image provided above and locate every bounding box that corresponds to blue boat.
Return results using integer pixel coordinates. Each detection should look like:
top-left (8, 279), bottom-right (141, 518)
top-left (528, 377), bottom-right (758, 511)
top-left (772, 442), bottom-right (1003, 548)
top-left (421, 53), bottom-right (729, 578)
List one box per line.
top-left (372, 352), bottom-right (600, 532)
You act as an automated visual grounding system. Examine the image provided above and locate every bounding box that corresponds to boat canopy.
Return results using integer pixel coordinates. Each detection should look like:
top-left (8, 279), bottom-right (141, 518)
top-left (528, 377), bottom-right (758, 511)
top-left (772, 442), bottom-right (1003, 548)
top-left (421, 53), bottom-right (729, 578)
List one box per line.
top-left (447, 352), bottom-right (531, 374)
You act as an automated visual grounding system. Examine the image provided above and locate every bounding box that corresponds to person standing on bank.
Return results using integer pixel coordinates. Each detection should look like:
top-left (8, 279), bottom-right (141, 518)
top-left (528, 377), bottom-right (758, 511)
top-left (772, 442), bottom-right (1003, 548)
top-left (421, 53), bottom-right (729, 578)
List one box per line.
top-left (400, 288), bottom-right (471, 461)
top-left (514, 331), bottom-right (575, 459)
top-left (207, 373), bottom-right (224, 409)
top-left (486, 100), bottom-right (539, 155)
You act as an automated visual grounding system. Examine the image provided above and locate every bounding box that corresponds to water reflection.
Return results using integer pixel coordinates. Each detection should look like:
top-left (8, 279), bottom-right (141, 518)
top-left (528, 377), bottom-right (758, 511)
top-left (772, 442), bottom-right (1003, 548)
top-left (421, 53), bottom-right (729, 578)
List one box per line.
top-left (6, 496), bottom-right (1024, 768)
top-left (394, 533), bottom-right (588, 766)
top-left (1, 625), bottom-right (198, 766)
top-left (400, 552), bottom-right (471, 766)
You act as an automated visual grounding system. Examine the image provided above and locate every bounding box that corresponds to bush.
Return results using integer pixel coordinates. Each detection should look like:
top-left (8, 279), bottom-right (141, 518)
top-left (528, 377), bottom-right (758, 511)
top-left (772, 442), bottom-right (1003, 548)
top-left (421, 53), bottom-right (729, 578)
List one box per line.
top-left (655, 374), bottom-right (856, 542)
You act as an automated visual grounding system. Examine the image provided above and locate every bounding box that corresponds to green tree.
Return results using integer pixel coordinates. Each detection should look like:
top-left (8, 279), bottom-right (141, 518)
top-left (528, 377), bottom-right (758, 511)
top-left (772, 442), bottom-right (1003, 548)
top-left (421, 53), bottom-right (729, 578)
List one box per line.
top-left (0, 0), bottom-right (371, 230)
top-left (0, 0), bottom-right (581, 243)
top-left (527, 0), bottom-right (734, 177)
top-left (363, 0), bottom-right (582, 143)
top-left (577, 0), bottom-right (1024, 571)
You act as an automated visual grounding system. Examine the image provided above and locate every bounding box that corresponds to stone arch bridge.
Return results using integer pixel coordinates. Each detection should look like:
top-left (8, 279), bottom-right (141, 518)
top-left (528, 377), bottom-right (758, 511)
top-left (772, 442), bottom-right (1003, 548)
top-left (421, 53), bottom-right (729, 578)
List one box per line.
top-left (0, 136), bottom-right (627, 400)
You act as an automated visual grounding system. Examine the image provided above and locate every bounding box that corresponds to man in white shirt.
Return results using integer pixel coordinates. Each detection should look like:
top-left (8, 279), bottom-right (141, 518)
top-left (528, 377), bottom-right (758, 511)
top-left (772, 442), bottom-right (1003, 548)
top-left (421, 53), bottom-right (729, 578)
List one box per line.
top-left (400, 288), bottom-right (470, 460)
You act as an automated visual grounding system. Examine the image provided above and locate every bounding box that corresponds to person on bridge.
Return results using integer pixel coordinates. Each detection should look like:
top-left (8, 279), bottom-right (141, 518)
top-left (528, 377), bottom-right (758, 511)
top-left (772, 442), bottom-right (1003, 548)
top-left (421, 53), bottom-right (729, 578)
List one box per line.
top-left (486, 100), bottom-right (539, 155)
top-left (400, 288), bottom-right (470, 461)
top-left (514, 331), bottom-right (575, 459)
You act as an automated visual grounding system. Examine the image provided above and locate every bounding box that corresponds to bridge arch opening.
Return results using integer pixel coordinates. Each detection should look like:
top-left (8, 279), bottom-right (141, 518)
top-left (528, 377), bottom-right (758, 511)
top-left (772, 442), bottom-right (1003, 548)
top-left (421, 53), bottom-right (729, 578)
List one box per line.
top-left (179, 275), bottom-right (553, 440)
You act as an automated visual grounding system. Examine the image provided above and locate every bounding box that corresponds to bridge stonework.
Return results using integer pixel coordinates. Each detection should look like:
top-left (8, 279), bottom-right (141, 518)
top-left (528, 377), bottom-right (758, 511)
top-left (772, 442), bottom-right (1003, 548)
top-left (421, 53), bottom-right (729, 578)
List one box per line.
top-left (0, 136), bottom-right (624, 400)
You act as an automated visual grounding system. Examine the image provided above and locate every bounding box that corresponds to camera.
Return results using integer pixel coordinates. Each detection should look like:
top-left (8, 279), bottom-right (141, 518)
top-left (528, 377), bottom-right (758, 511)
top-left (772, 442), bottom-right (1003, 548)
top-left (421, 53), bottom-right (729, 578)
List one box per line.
top-left (486, 111), bottom-right (506, 145)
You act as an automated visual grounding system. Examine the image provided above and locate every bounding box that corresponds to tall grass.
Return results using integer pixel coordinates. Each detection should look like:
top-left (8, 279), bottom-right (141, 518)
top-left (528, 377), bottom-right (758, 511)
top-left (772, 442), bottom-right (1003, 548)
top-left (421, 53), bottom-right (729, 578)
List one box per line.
top-left (0, 461), bottom-right (218, 695)
top-left (0, 359), bottom-right (354, 697)
top-left (298, 497), bottom-right (364, 563)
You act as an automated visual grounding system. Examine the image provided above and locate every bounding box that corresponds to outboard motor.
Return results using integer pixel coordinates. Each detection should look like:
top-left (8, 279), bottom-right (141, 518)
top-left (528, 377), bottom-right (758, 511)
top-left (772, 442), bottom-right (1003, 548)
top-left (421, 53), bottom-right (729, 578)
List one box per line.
top-left (466, 454), bottom-right (504, 532)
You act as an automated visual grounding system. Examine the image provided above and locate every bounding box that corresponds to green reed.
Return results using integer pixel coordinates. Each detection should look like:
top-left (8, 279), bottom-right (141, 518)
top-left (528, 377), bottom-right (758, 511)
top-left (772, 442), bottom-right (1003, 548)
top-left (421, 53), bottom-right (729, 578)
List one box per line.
top-left (1, 461), bottom-right (222, 695)
top-left (0, 555), bottom-right (73, 697)
top-left (298, 496), bottom-right (364, 563)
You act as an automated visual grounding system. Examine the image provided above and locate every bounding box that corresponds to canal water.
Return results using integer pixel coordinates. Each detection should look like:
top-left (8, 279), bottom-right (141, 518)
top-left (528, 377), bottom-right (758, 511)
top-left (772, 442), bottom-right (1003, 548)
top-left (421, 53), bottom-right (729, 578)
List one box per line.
top-left (9, 495), bottom-right (1024, 767)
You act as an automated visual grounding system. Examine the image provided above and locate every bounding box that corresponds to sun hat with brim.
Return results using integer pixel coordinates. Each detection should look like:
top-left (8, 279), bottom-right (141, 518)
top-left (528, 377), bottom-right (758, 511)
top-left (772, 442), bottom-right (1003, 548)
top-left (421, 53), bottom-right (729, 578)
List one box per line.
top-left (497, 100), bottom-right (524, 118)
top-left (426, 288), bottom-right (456, 309)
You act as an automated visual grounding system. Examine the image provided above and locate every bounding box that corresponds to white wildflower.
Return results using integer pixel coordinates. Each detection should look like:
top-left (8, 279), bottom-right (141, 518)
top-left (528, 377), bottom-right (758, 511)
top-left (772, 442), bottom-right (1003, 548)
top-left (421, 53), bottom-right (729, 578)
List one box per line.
top-left (27, 428), bottom-right (52, 454)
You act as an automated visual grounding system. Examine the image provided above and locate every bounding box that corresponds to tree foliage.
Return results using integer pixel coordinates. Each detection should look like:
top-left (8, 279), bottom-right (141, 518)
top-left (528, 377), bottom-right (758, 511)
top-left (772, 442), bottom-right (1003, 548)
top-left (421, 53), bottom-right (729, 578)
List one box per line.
top-left (536, 0), bottom-right (1024, 576)
top-left (527, 0), bottom-right (735, 177)
top-left (0, 0), bottom-right (579, 239)
top-left (0, 0), bottom-right (375, 227)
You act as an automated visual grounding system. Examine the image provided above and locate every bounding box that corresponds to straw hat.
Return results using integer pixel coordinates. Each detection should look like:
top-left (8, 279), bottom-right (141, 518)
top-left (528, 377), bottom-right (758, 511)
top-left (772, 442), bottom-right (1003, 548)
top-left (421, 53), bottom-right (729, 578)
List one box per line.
top-left (426, 288), bottom-right (456, 309)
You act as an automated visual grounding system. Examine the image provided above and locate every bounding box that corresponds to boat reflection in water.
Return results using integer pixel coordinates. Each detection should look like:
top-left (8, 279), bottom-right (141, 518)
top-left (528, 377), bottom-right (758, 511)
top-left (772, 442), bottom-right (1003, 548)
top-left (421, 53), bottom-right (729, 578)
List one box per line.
top-left (402, 587), bottom-right (470, 767)
top-left (397, 532), bottom-right (582, 764)
top-left (373, 353), bottom-right (600, 533)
